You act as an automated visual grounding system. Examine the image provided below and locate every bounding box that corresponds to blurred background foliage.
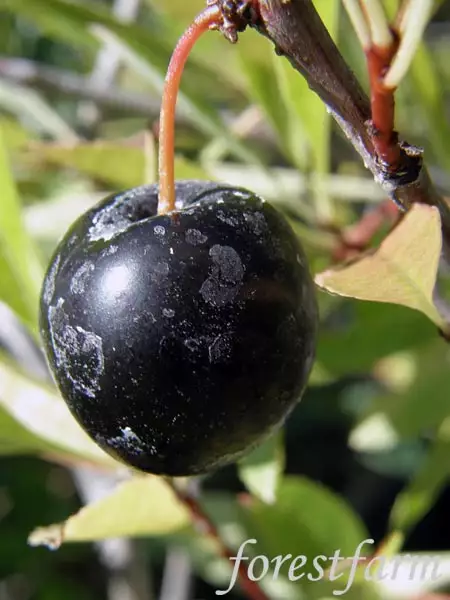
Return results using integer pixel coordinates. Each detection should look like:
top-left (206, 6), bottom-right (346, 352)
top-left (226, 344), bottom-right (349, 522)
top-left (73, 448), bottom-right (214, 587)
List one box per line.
top-left (0, 0), bottom-right (450, 599)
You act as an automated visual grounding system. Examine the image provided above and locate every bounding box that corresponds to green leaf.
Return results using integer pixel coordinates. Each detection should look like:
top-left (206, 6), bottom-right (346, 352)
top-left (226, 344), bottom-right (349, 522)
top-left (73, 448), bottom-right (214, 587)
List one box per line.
top-left (0, 251), bottom-right (40, 334)
top-left (278, 0), bottom-right (339, 175)
top-left (0, 359), bottom-right (113, 465)
top-left (373, 340), bottom-right (450, 438)
top-left (150, 0), bottom-right (204, 23)
top-left (236, 0), bottom-right (339, 187)
top-left (198, 488), bottom-right (374, 600)
top-left (270, 0), bottom-right (339, 218)
top-left (389, 434), bottom-right (450, 536)
top-left (27, 139), bottom-right (210, 191)
top-left (315, 204), bottom-right (445, 329)
top-left (0, 117), bottom-right (31, 151)
top-left (407, 43), bottom-right (450, 171)
top-left (28, 475), bottom-right (190, 547)
top-left (0, 125), bottom-right (43, 333)
top-left (317, 299), bottom-right (435, 376)
top-left (238, 432), bottom-right (285, 504)
top-left (236, 33), bottom-right (309, 171)
top-left (0, 0), bottom-right (98, 48)
top-left (30, 142), bottom-right (146, 190)
top-left (241, 476), bottom-right (372, 599)
top-left (244, 476), bottom-right (368, 559)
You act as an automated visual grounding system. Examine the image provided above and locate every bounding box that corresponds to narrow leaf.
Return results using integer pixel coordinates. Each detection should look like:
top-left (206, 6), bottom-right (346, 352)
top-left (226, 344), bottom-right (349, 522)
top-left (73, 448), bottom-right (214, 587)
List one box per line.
top-left (0, 126), bottom-right (43, 332)
top-left (407, 43), bottom-right (450, 171)
top-left (0, 80), bottom-right (78, 141)
top-left (3, 0), bottom-right (258, 165)
top-left (29, 142), bottom-right (146, 190)
top-left (276, 0), bottom-right (339, 175)
top-left (317, 300), bottom-right (435, 376)
top-left (237, 34), bottom-right (308, 170)
top-left (27, 139), bottom-right (210, 191)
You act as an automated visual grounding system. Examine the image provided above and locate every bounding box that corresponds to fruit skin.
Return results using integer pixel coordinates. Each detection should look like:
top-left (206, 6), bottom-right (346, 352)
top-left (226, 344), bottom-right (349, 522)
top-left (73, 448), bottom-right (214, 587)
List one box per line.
top-left (40, 180), bottom-right (318, 476)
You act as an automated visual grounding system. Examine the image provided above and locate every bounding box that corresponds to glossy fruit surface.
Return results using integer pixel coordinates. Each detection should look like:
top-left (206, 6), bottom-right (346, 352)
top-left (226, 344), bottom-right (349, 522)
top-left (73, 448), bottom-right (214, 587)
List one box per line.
top-left (40, 181), bottom-right (318, 476)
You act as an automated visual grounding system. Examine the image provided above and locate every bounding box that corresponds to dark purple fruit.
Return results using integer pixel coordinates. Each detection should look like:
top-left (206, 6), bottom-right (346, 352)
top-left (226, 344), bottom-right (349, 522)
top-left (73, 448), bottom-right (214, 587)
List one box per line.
top-left (39, 180), bottom-right (318, 476)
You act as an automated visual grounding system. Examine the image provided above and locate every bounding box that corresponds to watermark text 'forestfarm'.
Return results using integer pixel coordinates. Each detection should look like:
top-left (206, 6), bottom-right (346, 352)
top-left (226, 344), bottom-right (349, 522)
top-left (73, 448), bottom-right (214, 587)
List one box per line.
top-left (215, 539), bottom-right (442, 596)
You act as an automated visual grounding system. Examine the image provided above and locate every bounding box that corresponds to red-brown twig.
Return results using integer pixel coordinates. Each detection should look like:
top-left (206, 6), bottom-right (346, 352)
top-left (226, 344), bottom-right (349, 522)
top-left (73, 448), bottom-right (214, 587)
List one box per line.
top-left (168, 480), bottom-right (269, 600)
top-left (366, 37), bottom-right (401, 169)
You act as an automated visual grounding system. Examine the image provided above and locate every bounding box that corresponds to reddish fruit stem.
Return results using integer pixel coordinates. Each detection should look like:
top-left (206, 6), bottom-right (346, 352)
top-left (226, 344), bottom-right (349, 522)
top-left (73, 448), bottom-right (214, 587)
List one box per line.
top-left (168, 481), bottom-right (270, 600)
top-left (365, 38), bottom-right (401, 169)
top-left (158, 6), bottom-right (221, 215)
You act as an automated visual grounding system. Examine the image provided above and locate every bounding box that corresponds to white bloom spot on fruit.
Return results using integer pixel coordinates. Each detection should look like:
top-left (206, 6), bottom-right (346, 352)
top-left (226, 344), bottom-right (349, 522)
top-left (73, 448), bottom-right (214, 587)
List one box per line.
top-left (217, 210), bottom-right (240, 227)
top-left (70, 261), bottom-right (94, 295)
top-left (150, 261), bottom-right (170, 285)
top-left (48, 299), bottom-right (104, 399)
top-left (105, 427), bottom-right (147, 456)
top-left (200, 245), bottom-right (244, 307)
top-left (42, 254), bottom-right (60, 305)
top-left (184, 338), bottom-right (200, 352)
top-left (243, 211), bottom-right (267, 237)
top-left (105, 244), bottom-right (118, 256)
top-left (88, 196), bottom-right (129, 242)
top-left (208, 334), bottom-right (232, 363)
top-left (185, 228), bottom-right (207, 246)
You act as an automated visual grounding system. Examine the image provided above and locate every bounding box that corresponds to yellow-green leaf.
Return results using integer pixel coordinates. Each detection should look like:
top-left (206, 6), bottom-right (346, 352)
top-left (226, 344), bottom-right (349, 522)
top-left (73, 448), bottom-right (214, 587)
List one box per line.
top-left (315, 204), bottom-right (445, 328)
top-left (29, 475), bottom-right (190, 547)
